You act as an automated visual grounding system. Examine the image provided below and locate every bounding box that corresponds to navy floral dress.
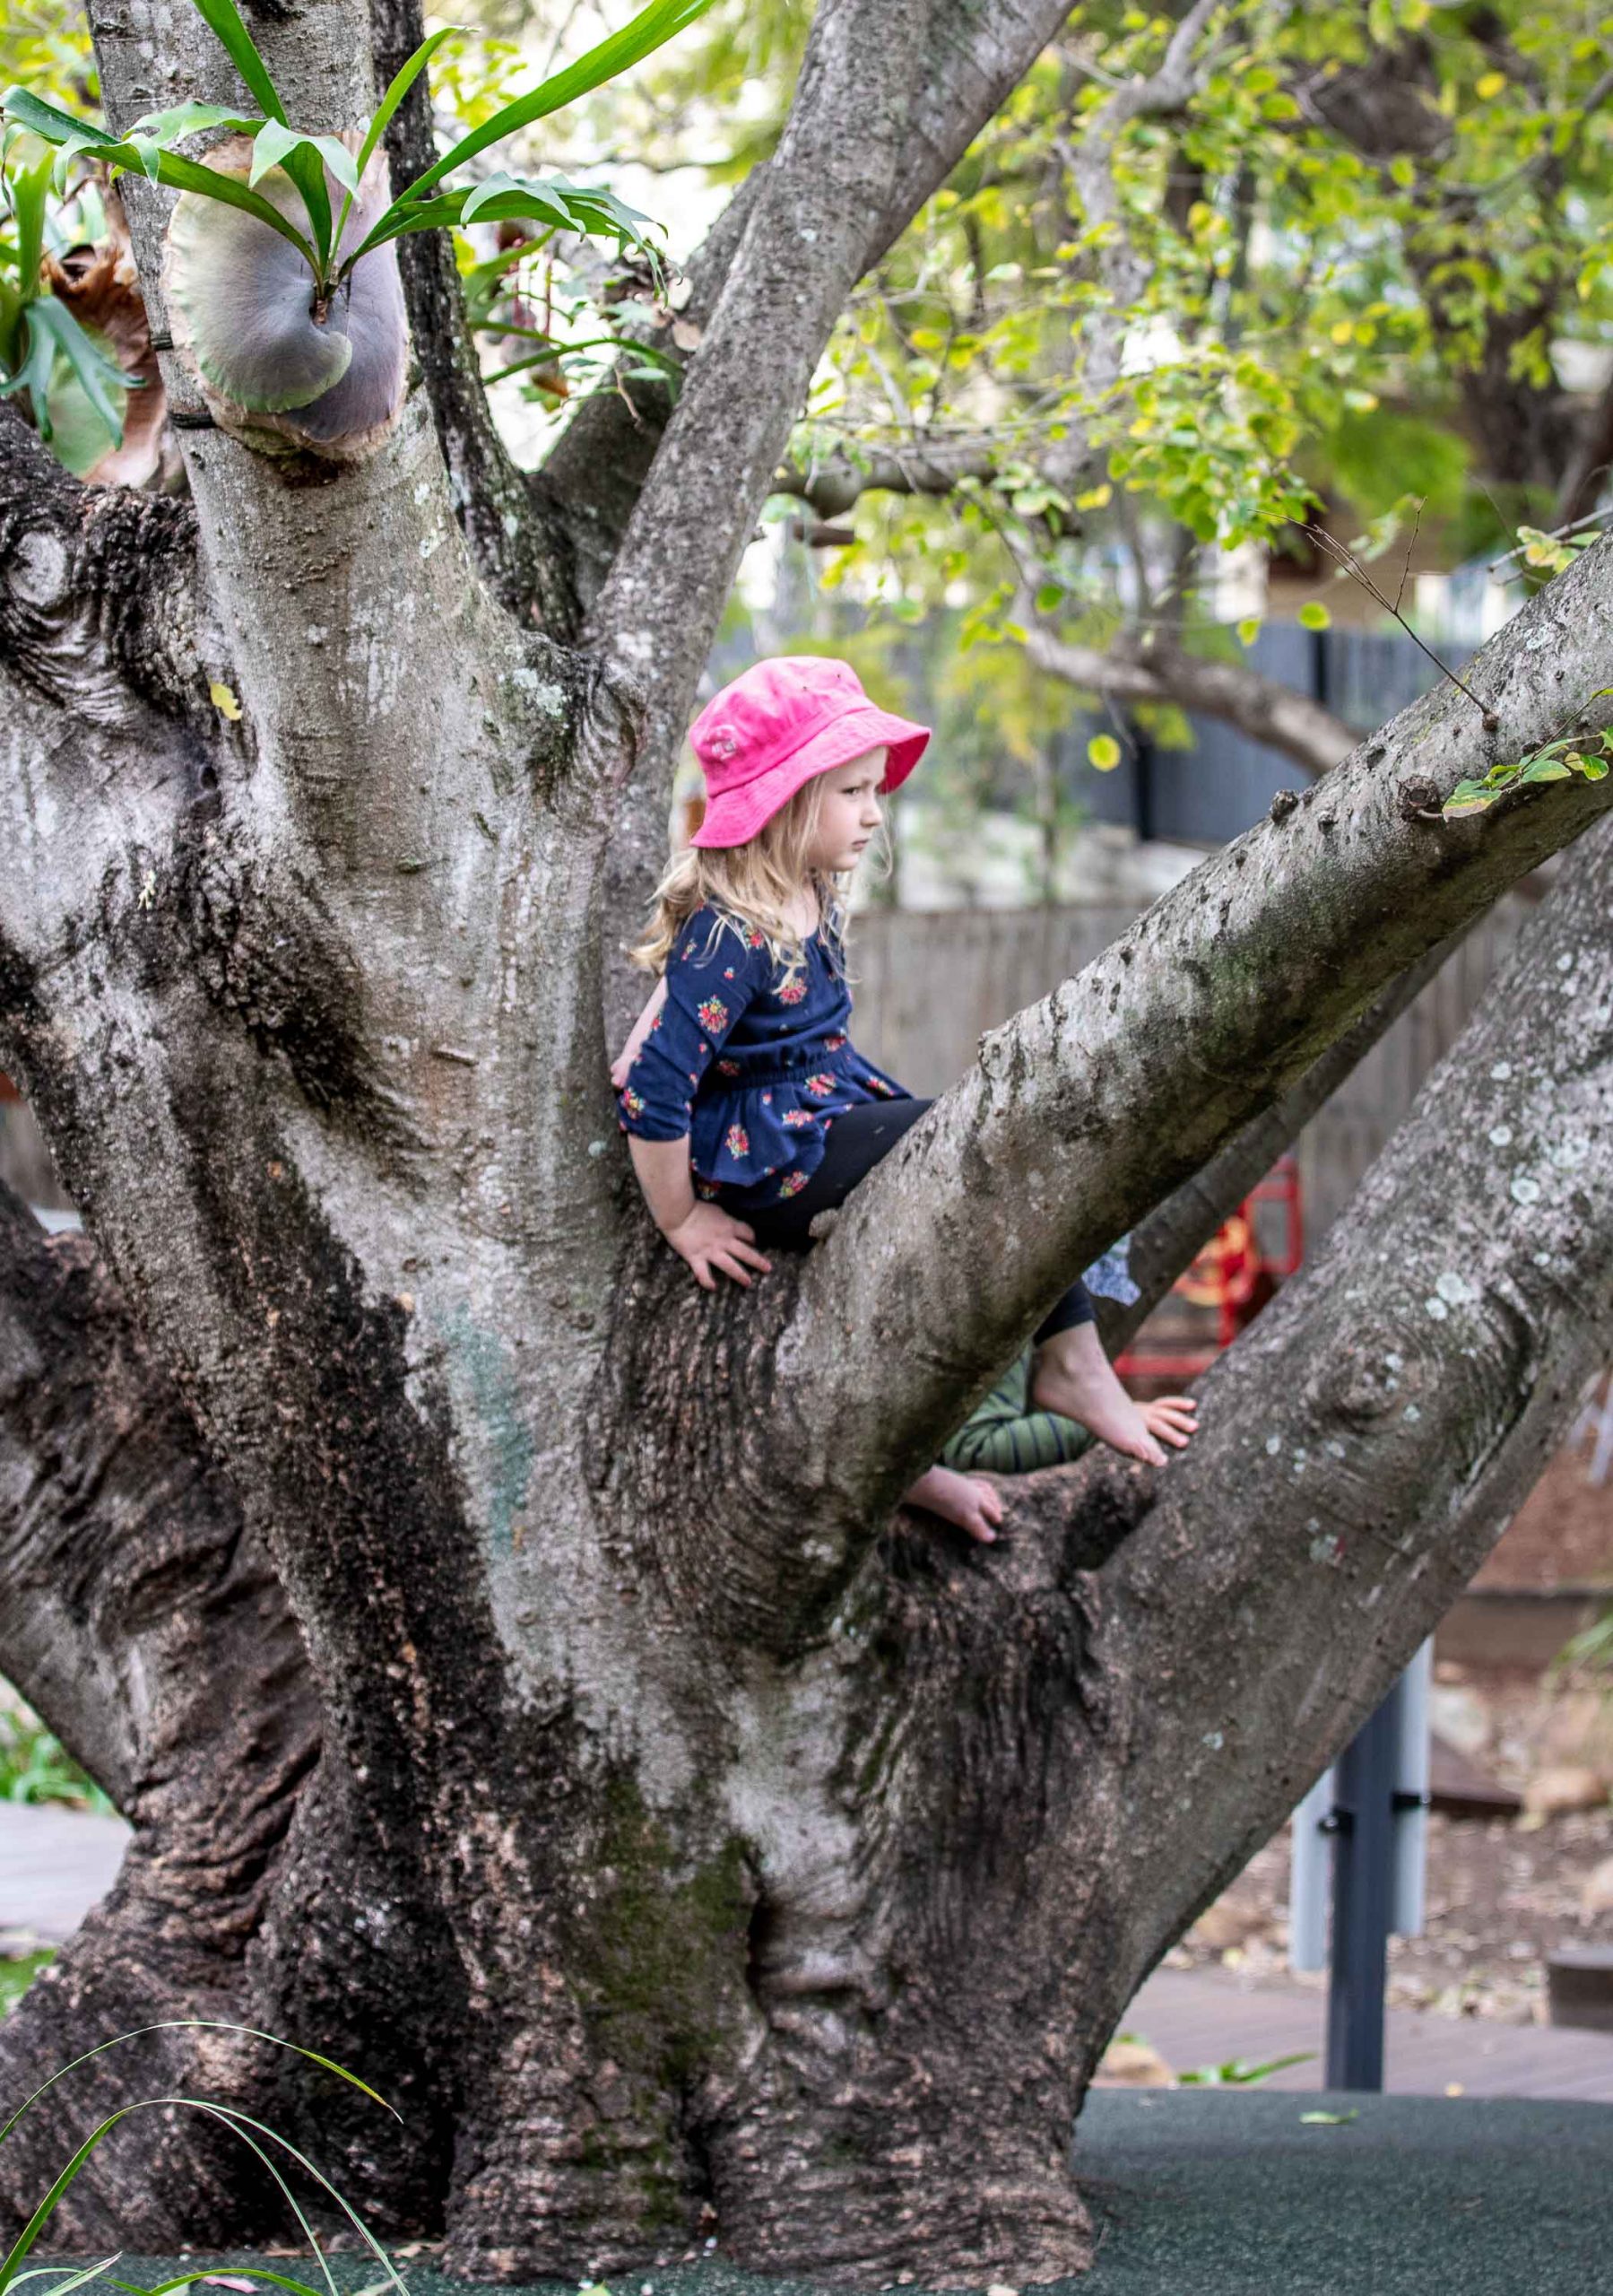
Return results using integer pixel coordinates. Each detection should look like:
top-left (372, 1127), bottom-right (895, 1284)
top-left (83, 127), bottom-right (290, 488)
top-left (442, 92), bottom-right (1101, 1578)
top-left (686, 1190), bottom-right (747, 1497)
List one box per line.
top-left (617, 906), bottom-right (907, 1213)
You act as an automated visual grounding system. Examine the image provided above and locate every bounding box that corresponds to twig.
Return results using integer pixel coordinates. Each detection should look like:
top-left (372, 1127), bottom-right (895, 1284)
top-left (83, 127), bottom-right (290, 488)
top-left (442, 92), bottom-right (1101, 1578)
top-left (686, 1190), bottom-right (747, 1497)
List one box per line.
top-left (1392, 496), bottom-right (1425, 620)
top-left (1487, 503), bottom-right (1613, 574)
top-left (1301, 520), bottom-right (1499, 730)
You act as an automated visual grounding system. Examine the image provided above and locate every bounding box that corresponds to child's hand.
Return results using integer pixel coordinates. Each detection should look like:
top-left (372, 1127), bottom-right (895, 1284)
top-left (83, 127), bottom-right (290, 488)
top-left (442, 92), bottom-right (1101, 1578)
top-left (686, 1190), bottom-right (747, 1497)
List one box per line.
top-left (609, 1048), bottom-right (634, 1091)
top-left (665, 1203), bottom-right (774, 1292)
top-left (1140, 1395), bottom-right (1197, 1450)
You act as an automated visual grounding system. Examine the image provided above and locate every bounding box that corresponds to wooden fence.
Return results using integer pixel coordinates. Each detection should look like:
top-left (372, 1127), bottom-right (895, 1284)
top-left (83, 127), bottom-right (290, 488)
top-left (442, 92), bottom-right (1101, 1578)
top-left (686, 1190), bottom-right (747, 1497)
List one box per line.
top-left (848, 894), bottom-right (1534, 1247)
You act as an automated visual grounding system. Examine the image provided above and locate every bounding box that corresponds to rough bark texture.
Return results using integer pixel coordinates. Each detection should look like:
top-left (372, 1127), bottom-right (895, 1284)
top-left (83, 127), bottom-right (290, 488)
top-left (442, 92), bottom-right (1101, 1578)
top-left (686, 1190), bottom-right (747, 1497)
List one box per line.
top-left (4, 1), bottom-right (1613, 2287)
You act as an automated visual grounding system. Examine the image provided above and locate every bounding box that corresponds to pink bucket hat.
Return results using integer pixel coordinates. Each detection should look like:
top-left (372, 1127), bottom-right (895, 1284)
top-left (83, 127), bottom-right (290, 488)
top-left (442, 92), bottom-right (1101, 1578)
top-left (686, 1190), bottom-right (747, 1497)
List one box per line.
top-left (688, 656), bottom-right (931, 849)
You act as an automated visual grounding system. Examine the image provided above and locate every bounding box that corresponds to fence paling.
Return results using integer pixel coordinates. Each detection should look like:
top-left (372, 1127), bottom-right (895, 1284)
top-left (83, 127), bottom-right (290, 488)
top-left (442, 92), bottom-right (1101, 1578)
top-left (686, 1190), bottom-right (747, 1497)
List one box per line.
top-left (851, 895), bottom-right (1532, 1251)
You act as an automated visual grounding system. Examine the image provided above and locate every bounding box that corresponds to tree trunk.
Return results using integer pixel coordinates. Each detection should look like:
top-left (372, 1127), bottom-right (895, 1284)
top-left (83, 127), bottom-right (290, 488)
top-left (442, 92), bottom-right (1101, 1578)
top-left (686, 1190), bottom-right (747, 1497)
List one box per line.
top-left (4, 1), bottom-right (1613, 2285)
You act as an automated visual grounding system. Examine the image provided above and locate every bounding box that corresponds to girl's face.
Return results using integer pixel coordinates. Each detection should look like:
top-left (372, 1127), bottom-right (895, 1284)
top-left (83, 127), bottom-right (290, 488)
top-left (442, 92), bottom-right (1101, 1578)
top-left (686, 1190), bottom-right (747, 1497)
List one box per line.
top-left (803, 748), bottom-right (888, 874)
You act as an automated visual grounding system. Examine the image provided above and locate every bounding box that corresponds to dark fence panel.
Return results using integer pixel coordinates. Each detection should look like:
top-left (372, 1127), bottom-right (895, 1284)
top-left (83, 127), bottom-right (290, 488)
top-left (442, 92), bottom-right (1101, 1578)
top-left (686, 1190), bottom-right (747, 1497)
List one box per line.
top-left (850, 894), bottom-right (1531, 1248)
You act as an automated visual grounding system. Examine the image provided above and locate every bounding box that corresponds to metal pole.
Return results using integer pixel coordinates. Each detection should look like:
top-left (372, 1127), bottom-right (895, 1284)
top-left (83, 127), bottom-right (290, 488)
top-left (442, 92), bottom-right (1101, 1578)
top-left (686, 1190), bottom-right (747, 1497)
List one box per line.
top-left (1324, 1678), bottom-right (1402, 2089)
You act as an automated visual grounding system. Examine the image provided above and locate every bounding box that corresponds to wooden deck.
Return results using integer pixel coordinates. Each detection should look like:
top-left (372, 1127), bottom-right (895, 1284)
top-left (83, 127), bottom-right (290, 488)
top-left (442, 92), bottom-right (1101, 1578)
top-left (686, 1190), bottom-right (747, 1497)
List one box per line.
top-left (1126, 1964), bottom-right (1613, 2103)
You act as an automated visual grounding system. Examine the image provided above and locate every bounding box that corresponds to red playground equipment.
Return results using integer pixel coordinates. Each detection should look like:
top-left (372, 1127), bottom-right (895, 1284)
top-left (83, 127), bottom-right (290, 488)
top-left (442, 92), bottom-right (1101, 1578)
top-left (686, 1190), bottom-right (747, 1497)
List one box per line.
top-left (1116, 1154), bottom-right (1305, 1383)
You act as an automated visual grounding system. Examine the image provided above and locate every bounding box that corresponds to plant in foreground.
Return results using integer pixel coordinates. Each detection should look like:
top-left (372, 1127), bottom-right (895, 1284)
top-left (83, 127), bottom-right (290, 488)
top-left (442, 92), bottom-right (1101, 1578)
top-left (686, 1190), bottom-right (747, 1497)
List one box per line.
top-left (0, 2021), bottom-right (404, 2296)
top-left (0, 1704), bottom-right (115, 1816)
top-left (0, 140), bottom-right (138, 456)
top-left (1176, 2050), bottom-right (1315, 2087)
top-left (3, 0), bottom-right (713, 458)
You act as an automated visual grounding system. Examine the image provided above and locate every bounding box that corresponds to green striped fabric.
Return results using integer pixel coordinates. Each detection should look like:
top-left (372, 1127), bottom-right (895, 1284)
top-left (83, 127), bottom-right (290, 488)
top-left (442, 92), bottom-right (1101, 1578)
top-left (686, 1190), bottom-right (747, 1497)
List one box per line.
top-left (940, 1346), bottom-right (1094, 1474)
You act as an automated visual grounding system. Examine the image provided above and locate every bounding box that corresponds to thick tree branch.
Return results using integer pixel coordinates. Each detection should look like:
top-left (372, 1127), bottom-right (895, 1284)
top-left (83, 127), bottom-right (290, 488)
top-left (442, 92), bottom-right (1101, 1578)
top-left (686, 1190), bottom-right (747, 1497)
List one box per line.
top-left (773, 440), bottom-right (1001, 523)
top-left (1095, 927), bottom-right (1461, 1355)
top-left (0, 1178), bottom-right (314, 1813)
top-left (1081, 812), bottom-right (1613, 2031)
top-left (754, 535), bottom-right (1613, 1641)
top-left (369, 0), bottom-right (579, 632)
top-left (1021, 614), bottom-right (1356, 779)
top-left (850, 820), bottom-right (1613, 2132)
top-left (0, 401), bottom-right (203, 726)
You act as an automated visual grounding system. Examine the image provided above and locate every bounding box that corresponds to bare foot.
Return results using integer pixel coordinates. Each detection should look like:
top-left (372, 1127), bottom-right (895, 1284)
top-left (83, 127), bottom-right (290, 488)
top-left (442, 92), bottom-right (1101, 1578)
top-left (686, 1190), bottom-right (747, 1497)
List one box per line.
top-left (1031, 1322), bottom-right (1196, 1467)
top-left (904, 1465), bottom-right (1005, 1544)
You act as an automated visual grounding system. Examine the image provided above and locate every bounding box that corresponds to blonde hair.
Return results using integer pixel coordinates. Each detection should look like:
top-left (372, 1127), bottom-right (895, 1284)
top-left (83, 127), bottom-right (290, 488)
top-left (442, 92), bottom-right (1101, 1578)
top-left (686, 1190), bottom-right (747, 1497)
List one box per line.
top-left (627, 771), bottom-right (888, 986)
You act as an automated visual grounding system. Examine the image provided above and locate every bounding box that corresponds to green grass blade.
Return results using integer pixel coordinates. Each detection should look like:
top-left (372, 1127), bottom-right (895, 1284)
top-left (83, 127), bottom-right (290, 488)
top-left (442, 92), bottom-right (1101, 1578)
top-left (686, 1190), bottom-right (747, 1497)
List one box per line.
top-left (0, 2018), bottom-right (399, 2152)
top-left (188, 0), bottom-right (287, 124)
top-left (108, 2270), bottom-right (330, 2296)
top-left (10, 2254), bottom-right (121, 2292)
top-left (399, 0), bottom-right (715, 204)
top-left (0, 2097), bottom-right (377, 2296)
top-left (158, 2108), bottom-right (338, 2296)
top-left (161, 2103), bottom-right (407, 2296)
top-left (0, 2105), bottom-right (144, 2295)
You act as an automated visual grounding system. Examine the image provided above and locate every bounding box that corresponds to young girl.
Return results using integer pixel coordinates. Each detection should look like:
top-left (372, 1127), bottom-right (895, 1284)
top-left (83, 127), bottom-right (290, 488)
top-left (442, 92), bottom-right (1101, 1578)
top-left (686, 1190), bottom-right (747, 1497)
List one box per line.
top-left (612, 655), bottom-right (1196, 1539)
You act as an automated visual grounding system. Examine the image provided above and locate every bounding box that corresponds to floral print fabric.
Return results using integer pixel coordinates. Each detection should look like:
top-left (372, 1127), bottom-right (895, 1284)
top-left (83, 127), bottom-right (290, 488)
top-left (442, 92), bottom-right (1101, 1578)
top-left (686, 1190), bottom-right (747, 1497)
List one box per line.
top-left (616, 906), bottom-right (911, 1211)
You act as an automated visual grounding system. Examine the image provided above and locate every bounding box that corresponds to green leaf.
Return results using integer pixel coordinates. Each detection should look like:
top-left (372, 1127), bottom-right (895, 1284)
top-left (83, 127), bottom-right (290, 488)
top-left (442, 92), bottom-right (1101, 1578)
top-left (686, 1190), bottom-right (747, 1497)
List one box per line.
top-left (0, 300), bottom-right (56, 434)
top-left (30, 293), bottom-right (134, 447)
top-left (460, 170), bottom-right (577, 232)
top-left (1301, 2109), bottom-right (1359, 2126)
top-left (249, 123), bottom-right (348, 263)
top-left (1236, 615), bottom-right (1261, 646)
top-left (188, 0), bottom-right (288, 124)
top-left (1577, 752), bottom-right (1609, 780)
top-left (7, 148), bottom-right (49, 300)
top-left (354, 26), bottom-right (456, 186)
top-left (1035, 582), bottom-right (1063, 614)
top-left (1520, 753), bottom-right (1573, 784)
top-left (1, 85), bottom-right (113, 152)
top-left (1088, 734), bottom-right (1123, 771)
top-left (1296, 600), bottom-right (1331, 631)
top-left (1442, 780), bottom-right (1496, 818)
top-left (124, 100), bottom-right (260, 145)
top-left (398, 0), bottom-right (717, 207)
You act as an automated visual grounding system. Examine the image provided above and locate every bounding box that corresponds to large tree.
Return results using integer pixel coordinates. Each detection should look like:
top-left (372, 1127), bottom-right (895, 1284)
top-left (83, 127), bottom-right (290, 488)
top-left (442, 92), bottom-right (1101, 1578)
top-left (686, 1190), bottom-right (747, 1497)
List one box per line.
top-left (3, 0), bottom-right (1612, 2285)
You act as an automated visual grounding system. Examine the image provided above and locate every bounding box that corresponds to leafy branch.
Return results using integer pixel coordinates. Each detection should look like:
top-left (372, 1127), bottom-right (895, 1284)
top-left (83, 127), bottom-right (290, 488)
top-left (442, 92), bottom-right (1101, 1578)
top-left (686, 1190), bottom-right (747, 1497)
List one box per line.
top-left (1443, 695), bottom-right (1613, 820)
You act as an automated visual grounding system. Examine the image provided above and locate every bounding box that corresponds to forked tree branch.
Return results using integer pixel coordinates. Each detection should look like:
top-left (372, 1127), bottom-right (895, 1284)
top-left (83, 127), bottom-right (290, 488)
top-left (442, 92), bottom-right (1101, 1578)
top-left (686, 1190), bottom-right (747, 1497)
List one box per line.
top-left (751, 534), bottom-right (1613, 1641)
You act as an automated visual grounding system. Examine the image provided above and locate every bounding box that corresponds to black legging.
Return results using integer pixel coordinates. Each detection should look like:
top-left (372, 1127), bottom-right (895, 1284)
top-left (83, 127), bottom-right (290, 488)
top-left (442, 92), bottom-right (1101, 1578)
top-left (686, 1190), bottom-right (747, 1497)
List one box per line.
top-left (747, 1096), bottom-right (1094, 1340)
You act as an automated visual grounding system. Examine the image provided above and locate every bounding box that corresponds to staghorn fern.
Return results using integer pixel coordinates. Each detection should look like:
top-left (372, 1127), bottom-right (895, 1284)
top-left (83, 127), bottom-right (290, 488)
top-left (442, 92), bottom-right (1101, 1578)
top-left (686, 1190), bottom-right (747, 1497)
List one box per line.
top-left (3, 0), bottom-right (712, 458)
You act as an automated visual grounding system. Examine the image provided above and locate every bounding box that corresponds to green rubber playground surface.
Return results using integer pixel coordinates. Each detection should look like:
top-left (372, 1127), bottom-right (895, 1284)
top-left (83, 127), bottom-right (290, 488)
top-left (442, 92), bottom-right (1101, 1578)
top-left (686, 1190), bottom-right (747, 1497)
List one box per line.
top-left (53, 2092), bottom-right (1613, 2296)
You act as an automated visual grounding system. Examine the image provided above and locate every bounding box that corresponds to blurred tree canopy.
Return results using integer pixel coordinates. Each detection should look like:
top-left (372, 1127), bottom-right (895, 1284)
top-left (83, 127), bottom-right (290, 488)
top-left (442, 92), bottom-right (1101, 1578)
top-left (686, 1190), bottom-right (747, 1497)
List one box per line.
top-left (11, 0), bottom-right (1613, 834)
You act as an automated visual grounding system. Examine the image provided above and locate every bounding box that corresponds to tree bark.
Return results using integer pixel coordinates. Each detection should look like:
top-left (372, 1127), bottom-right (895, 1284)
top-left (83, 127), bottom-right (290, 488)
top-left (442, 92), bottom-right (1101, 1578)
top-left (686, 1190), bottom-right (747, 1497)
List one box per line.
top-left (4, 0), bottom-right (1613, 2284)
